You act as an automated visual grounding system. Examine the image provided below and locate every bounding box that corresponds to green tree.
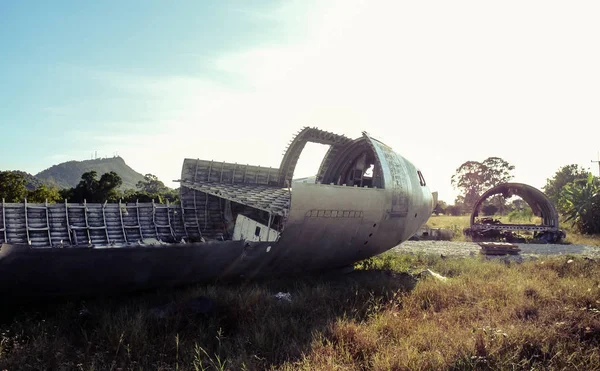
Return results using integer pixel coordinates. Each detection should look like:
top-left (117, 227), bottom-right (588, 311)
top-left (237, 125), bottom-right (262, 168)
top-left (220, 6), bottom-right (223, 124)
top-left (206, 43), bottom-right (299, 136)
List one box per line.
top-left (445, 204), bottom-right (463, 216)
top-left (543, 164), bottom-right (588, 213)
top-left (121, 190), bottom-right (156, 203)
top-left (451, 157), bottom-right (515, 211)
top-left (481, 204), bottom-right (499, 216)
top-left (98, 171), bottom-right (123, 201)
top-left (129, 174), bottom-right (178, 204)
top-left (163, 187), bottom-right (180, 204)
top-left (70, 171), bottom-right (98, 202)
top-left (433, 200), bottom-right (447, 215)
top-left (136, 174), bottom-right (169, 194)
top-left (481, 157), bottom-right (515, 186)
top-left (68, 171), bottom-right (123, 202)
top-left (27, 184), bottom-right (61, 203)
top-left (561, 173), bottom-right (600, 234)
top-left (509, 198), bottom-right (526, 211)
top-left (0, 171), bottom-right (28, 202)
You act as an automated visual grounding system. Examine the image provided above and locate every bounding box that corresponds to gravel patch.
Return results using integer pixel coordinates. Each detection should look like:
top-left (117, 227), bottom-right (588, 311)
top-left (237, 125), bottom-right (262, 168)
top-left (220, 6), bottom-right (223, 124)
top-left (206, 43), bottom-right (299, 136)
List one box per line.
top-left (392, 240), bottom-right (600, 258)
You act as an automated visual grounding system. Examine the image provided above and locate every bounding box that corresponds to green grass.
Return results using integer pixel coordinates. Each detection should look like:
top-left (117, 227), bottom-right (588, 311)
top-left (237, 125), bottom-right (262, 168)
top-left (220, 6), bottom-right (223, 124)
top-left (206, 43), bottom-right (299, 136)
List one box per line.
top-left (2, 253), bottom-right (600, 370)
top-left (424, 215), bottom-right (470, 241)
top-left (425, 215), bottom-right (471, 230)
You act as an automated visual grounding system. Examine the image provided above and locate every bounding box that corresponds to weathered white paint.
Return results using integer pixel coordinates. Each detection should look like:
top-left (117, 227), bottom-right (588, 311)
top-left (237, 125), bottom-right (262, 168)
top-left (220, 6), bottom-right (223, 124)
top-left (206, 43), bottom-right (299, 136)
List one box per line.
top-left (232, 214), bottom-right (279, 242)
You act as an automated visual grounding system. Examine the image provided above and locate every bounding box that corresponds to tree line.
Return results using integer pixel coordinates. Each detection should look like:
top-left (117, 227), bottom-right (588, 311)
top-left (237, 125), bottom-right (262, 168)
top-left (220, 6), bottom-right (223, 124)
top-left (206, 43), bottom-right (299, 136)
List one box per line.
top-left (437, 158), bottom-right (600, 234)
top-left (0, 170), bottom-right (179, 204)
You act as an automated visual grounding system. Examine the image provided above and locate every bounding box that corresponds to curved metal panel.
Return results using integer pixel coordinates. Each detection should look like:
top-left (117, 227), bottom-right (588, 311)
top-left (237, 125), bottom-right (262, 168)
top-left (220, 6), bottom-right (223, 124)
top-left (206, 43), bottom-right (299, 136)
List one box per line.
top-left (278, 127), bottom-right (351, 186)
top-left (365, 135), bottom-right (410, 217)
top-left (470, 183), bottom-right (560, 228)
top-left (319, 137), bottom-right (383, 188)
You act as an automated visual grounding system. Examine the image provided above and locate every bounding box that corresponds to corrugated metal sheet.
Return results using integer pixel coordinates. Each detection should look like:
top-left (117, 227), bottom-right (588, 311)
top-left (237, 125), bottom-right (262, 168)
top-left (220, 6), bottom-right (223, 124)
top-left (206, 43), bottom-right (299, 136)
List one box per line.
top-left (180, 181), bottom-right (290, 216)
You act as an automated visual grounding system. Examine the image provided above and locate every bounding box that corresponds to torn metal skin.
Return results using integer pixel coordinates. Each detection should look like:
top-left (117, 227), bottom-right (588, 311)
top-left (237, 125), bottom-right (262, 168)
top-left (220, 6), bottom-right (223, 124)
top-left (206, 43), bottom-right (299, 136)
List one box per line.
top-left (0, 127), bottom-right (434, 299)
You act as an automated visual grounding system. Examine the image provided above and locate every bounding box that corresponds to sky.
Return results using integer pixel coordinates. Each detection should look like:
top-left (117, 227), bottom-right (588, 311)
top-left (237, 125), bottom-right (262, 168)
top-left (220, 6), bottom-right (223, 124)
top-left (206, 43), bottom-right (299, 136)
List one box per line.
top-left (1, 0), bottom-right (599, 203)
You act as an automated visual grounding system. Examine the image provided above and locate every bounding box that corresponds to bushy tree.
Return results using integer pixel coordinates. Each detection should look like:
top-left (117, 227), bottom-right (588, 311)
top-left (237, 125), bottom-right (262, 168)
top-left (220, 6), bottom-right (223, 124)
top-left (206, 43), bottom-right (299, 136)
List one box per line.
top-left (561, 173), bottom-right (600, 234)
top-left (481, 204), bottom-right (499, 216)
top-left (508, 198), bottom-right (526, 212)
top-left (27, 184), bottom-right (61, 203)
top-left (0, 171), bottom-right (27, 202)
top-left (451, 157), bottom-right (515, 211)
top-left (445, 204), bottom-right (463, 216)
top-left (136, 174), bottom-right (169, 194)
top-left (433, 200), bottom-right (447, 215)
top-left (98, 171), bottom-right (122, 201)
top-left (120, 174), bottom-right (179, 203)
top-left (162, 188), bottom-right (180, 204)
top-left (65, 171), bottom-right (123, 202)
top-left (543, 164), bottom-right (588, 213)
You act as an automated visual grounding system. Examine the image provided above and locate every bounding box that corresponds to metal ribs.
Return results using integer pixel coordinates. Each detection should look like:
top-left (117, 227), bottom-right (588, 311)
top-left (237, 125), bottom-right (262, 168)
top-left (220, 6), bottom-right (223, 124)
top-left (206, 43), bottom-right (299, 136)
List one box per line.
top-left (0, 200), bottom-right (186, 247)
top-left (279, 127), bottom-right (352, 187)
top-left (180, 181), bottom-right (290, 216)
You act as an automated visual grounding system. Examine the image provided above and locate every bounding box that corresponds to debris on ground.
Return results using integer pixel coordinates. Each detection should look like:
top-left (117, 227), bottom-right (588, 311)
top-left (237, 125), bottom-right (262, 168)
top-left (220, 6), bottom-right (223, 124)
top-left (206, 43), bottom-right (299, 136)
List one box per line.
top-left (273, 292), bottom-right (292, 302)
top-left (418, 269), bottom-right (448, 282)
top-left (478, 242), bottom-right (521, 255)
top-left (410, 227), bottom-right (455, 241)
top-left (140, 238), bottom-right (168, 246)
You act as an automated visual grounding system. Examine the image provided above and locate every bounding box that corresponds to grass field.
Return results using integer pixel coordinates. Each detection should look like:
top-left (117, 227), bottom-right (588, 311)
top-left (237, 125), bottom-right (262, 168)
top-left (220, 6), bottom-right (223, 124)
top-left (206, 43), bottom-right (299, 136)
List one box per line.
top-left (2, 253), bottom-right (600, 370)
top-left (425, 215), bottom-right (600, 247)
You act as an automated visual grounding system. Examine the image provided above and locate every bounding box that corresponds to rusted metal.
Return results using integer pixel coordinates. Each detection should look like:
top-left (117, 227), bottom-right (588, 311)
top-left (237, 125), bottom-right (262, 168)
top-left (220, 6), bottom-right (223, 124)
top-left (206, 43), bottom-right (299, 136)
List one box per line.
top-left (465, 182), bottom-right (565, 243)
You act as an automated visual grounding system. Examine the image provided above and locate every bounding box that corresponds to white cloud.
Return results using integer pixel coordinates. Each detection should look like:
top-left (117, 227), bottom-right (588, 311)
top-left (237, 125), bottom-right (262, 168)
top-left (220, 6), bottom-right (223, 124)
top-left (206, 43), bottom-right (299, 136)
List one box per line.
top-left (71, 0), bottom-right (600, 202)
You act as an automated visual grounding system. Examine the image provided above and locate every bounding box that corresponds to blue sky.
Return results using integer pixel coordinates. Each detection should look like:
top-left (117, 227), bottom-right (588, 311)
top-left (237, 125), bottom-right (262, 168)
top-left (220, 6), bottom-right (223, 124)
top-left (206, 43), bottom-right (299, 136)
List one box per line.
top-left (1, 0), bottom-right (285, 166)
top-left (1, 1), bottom-right (599, 203)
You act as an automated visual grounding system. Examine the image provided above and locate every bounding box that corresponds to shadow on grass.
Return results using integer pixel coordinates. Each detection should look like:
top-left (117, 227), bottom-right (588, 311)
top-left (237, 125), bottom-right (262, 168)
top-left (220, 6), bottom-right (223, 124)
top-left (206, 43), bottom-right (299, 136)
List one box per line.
top-left (0, 268), bottom-right (417, 370)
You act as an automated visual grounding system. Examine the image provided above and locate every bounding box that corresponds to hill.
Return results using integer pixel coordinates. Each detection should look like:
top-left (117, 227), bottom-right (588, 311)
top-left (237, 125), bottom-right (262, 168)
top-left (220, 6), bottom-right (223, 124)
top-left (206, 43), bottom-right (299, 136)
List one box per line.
top-left (0, 170), bottom-right (46, 190)
top-left (35, 156), bottom-right (146, 190)
top-left (10, 170), bottom-right (46, 190)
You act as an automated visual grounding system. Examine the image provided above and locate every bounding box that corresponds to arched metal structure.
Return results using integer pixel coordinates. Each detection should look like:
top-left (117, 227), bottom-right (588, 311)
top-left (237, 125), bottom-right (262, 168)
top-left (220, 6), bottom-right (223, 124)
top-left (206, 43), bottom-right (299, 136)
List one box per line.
top-left (467, 182), bottom-right (564, 242)
top-left (278, 127), bottom-right (351, 187)
top-left (470, 183), bottom-right (559, 227)
top-left (318, 134), bottom-right (384, 188)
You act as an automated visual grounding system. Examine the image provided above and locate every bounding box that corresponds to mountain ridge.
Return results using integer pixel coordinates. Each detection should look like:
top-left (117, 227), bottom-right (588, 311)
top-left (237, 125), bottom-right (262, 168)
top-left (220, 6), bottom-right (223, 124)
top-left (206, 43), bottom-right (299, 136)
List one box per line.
top-left (35, 156), bottom-right (146, 189)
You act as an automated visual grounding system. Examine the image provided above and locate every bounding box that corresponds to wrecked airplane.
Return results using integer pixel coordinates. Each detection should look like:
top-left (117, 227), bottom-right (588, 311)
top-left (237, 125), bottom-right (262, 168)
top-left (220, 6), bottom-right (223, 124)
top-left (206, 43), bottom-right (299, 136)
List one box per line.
top-left (0, 127), bottom-right (434, 299)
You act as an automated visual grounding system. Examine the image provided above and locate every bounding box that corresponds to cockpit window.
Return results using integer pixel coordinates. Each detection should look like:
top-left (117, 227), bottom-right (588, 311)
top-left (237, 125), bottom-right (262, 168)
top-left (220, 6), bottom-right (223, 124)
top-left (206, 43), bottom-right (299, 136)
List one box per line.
top-left (417, 170), bottom-right (426, 186)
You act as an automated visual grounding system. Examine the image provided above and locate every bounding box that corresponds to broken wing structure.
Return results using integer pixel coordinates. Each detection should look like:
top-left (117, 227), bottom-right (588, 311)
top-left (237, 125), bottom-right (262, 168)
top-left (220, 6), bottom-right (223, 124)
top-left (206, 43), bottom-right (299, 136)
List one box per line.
top-left (0, 127), bottom-right (434, 299)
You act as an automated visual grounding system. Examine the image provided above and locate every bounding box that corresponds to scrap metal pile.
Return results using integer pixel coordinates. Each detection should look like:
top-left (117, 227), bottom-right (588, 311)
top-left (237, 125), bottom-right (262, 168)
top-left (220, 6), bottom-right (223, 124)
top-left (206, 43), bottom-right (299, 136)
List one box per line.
top-left (464, 183), bottom-right (566, 243)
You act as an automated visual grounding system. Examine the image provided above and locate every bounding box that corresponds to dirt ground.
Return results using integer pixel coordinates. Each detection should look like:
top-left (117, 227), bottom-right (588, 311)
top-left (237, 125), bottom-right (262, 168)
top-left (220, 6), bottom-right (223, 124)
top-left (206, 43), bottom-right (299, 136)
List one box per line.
top-left (393, 240), bottom-right (600, 258)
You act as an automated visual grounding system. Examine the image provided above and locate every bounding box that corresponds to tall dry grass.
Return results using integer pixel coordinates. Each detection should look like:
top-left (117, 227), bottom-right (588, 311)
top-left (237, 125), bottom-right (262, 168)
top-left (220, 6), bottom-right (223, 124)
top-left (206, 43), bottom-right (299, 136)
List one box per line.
top-left (1, 253), bottom-right (599, 370)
